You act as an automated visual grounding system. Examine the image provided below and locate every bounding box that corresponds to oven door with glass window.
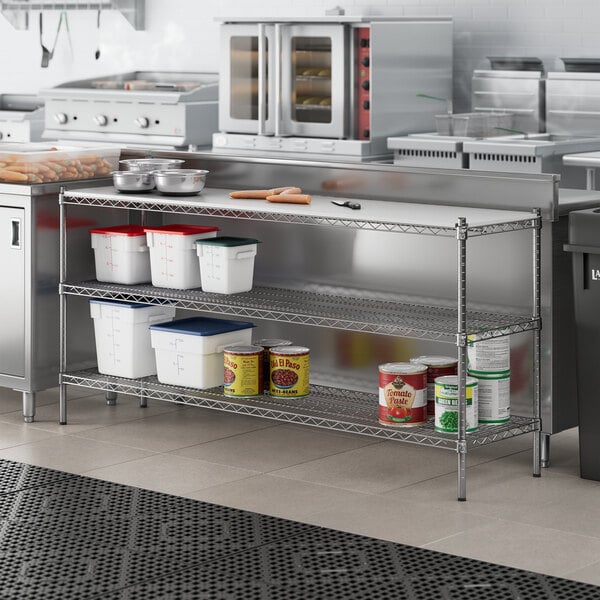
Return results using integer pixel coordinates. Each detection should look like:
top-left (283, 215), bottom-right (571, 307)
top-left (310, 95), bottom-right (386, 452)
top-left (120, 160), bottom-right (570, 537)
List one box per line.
top-left (219, 24), bottom-right (277, 135)
top-left (281, 24), bottom-right (348, 139)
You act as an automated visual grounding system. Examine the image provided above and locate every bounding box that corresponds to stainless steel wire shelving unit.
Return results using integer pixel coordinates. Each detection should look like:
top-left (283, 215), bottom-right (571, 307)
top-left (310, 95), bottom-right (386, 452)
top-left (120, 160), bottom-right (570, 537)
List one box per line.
top-left (58, 186), bottom-right (543, 501)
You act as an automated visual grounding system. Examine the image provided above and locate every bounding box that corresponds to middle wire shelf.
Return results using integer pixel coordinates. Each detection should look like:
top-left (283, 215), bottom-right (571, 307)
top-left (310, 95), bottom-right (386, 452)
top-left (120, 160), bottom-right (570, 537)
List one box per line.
top-left (61, 368), bottom-right (536, 450)
top-left (61, 280), bottom-right (540, 342)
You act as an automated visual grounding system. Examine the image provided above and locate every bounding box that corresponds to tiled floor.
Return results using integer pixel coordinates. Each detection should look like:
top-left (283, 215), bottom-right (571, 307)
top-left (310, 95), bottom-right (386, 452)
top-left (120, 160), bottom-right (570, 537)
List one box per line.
top-left (1, 385), bottom-right (600, 589)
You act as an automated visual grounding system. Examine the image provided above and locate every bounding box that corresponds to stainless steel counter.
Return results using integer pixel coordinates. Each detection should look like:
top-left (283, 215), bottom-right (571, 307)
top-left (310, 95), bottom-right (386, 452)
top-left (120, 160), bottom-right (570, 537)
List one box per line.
top-left (0, 178), bottom-right (118, 421)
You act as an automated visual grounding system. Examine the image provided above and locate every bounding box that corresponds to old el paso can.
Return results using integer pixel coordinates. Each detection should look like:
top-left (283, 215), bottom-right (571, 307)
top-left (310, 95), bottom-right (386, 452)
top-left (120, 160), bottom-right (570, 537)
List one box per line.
top-left (379, 362), bottom-right (427, 426)
top-left (254, 338), bottom-right (293, 391)
top-left (223, 345), bottom-right (263, 398)
top-left (269, 346), bottom-right (310, 397)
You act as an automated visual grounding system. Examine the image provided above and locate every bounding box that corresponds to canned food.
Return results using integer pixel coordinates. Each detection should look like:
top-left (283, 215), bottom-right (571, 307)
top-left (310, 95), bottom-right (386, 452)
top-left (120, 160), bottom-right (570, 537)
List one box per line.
top-left (269, 346), bottom-right (310, 397)
top-left (223, 345), bottom-right (263, 398)
top-left (410, 355), bottom-right (458, 417)
top-left (434, 375), bottom-right (478, 433)
top-left (469, 370), bottom-right (510, 423)
top-left (378, 362), bottom-right (427, 426)
top-left (467, 336), bottom-right (510, 375)
top-left (254, 338), bottom-right (293, 391)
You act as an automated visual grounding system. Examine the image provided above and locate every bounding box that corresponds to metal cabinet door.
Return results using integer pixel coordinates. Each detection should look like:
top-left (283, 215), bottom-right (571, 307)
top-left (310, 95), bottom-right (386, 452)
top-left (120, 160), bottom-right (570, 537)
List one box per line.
top-left (0, 206), bottom-right (25, 377)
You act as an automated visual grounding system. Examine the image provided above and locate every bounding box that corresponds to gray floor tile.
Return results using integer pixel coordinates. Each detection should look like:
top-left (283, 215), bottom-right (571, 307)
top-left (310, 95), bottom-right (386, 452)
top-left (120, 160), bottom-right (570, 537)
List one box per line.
top-left (75, 407), bottom-right (276, 452)
top-left (171, 424), bottom-right (378, 472)
top-left (0, 435), bottom-right (154, 474)
top-left (186, 473), bottom-right (373, 521)
top-left (423, 518), bottom-right (600, 578)
top-left (83, 453), bottom-right (259, 496)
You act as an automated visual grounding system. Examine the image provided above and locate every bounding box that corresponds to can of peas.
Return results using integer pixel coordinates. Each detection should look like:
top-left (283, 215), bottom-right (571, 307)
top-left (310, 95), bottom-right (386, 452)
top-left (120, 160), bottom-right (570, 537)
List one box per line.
top-left (434, 375), bottom-right (478, 433)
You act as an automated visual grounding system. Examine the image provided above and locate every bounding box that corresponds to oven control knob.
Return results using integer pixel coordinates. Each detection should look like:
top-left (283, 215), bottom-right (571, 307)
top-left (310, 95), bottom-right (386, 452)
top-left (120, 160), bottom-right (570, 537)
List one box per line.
top-left (361, 56), bottom-right (370, 67)
top-left (135, 117), bottom-right (150, 129)
top-left (361, 80), bottom-right (370, 91)
top-left (54, 112), bottom-right (68, 125)
top-left (93, 114), bottom-right (108, 126)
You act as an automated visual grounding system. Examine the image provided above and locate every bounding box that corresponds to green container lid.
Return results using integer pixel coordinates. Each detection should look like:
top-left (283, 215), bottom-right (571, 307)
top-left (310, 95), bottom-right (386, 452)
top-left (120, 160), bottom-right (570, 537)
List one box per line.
top-left (194, 236), bottom-right (261, 247)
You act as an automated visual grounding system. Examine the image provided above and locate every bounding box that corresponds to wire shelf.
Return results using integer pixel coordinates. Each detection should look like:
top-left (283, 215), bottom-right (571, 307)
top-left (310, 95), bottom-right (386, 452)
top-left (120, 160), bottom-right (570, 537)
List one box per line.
top-left (61, 280), bottom-right (539, 342)
top-left (61, 369), bottom-right (537, 450)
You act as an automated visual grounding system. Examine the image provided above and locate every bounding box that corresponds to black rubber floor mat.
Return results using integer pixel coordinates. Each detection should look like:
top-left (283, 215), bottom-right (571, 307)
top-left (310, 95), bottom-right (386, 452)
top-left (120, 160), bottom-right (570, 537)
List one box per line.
top-left (0, 458), bottom-right (76, 495)
top-left (93, 528), bottom-right (600, 600)
top-left (0, 459), bottom-right (598, 600)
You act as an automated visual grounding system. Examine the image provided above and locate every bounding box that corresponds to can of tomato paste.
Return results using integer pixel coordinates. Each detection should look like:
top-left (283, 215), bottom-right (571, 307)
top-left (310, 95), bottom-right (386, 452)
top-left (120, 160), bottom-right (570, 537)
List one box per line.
top-left (269, 346), bottom-right (310, 398)
top-left (378, 362), bottom-right (427, 426)
top-left (410, 355), bottom-right (458, 417)
top-left (434, 375), bottom-right (479, 433)
top-left (223, 345), bottom-right (263, 398)
top-left (254, 338), bottom-right (293, 391)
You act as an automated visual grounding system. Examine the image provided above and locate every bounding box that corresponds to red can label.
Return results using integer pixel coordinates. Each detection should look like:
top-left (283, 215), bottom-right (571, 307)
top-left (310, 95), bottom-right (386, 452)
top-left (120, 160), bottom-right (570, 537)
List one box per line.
top-left (379, 365), bottom-right (427, 426)
top-left (425, 365), bottom-right (458, 416)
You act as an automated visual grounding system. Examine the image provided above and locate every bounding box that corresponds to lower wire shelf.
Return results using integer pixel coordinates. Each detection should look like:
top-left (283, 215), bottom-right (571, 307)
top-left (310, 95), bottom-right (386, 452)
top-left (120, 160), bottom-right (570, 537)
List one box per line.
top-left (61, 369), bottom-right (537, 451)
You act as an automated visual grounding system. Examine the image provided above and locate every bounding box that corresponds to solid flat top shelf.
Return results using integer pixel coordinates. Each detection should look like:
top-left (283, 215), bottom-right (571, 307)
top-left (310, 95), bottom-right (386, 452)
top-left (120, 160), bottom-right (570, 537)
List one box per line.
top-left (63, 186), bottom-right (538, 236)
top-left (62, 281), bottom-right (539, 342)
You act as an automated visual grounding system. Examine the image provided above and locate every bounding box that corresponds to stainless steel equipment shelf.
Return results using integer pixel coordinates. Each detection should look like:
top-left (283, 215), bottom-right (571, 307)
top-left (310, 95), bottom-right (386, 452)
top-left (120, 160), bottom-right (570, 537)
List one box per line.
top-left (61, 368), bottom-right (537, 450)
top-left (61, 280), bottom-right (539, 343)
top-left (62, 186), bottom-right (538, 237)
top-left (59, 186), bottom-right (542, 501)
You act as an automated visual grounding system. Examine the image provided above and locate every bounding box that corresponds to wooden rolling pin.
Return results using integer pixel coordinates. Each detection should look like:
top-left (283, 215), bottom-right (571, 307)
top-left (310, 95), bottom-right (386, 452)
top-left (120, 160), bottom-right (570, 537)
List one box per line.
top-left (230, 186), bottom-right (301, 199)
top-left (266, 193), bottom-right (312, 205)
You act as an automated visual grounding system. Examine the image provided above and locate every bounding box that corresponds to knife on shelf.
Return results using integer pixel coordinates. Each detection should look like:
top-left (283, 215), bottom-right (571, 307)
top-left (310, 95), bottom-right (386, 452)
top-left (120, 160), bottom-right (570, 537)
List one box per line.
top-left (331, 200), bottom-right (361, 210)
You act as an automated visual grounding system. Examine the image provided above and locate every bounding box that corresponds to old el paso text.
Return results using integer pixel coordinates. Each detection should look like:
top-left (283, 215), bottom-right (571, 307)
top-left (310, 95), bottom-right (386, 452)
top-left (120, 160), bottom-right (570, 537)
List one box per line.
top-left (271, 358), bottom-right (300, 370)
top-left (224, 355), bottom-right (237, 369)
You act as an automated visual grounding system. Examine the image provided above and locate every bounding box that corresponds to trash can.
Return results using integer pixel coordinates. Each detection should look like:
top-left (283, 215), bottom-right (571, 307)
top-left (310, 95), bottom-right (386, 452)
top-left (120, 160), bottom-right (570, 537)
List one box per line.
top-left (565, 207), bottom-right (600, 481)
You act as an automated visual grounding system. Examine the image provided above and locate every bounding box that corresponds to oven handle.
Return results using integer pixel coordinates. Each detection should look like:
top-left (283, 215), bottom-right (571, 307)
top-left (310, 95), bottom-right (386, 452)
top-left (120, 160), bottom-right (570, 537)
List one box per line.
top-left (274, 22), bottom-right (283, 137)
top-left (257, 22), bottom-right (266, 136)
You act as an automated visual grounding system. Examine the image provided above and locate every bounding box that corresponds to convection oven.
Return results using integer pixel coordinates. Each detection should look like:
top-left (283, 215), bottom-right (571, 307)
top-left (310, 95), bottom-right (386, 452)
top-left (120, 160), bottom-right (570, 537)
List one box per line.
top-left (213, 16), bottom-right (453, 160)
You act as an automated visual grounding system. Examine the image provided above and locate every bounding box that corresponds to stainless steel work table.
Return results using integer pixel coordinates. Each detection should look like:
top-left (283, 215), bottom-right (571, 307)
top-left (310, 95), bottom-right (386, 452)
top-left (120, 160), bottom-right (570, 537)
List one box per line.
top-left (58, 185), bottom-right (542, 501)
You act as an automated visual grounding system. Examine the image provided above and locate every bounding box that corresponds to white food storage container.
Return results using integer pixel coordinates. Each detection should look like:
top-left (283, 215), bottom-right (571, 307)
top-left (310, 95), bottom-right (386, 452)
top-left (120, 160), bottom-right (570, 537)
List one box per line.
top-left (144, 224), bottom-right (219, 290)
top-left (90, 299), bottom-right (176, 378)
top-left (149, 316), bottom-right (255, 389)
top-left (89, 225), bottom-right (151, 285)
top-left (195, 236), bottom-right (261, 294)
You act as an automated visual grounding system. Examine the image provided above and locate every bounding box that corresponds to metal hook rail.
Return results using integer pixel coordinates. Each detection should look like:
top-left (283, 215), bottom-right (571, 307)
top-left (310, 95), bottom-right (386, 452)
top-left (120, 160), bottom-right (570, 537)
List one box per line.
top-left (0, 0), bottom-right (144, 30)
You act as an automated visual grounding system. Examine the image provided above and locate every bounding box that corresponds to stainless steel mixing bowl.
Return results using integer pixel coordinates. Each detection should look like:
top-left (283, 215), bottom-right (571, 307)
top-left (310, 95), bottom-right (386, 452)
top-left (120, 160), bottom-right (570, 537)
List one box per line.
top-left (119, 158), bottom-right (185, 173)
top-left (153, 169), bottom-right (209, 196)
top-left (112, 170), bottom-right (155, 193)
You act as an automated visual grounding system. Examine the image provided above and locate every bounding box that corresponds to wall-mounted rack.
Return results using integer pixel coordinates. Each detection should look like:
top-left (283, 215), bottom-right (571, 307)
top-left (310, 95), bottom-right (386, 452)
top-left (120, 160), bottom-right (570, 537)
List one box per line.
top-left (0, 0), bottom-right (145, 30)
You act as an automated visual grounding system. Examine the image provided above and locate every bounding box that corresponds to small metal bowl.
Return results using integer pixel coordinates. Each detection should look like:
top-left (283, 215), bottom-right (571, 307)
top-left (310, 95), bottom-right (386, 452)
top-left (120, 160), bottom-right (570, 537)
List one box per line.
top-left (112, 170), bottom-right (155, 193)
top-left (153, 169), bottom-right (209, 196)
top-left (119, 158), bottom-right (185, 173)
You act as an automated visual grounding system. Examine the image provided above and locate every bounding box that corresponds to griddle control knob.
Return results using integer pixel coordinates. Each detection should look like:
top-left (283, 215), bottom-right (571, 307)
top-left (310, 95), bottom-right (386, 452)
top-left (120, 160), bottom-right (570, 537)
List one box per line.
top-left (94, 114), bottom-right (108, 126)
top-left (135, 117), bottom-right (150, 129)
top-left (54, 112), bottom-right (68, 125)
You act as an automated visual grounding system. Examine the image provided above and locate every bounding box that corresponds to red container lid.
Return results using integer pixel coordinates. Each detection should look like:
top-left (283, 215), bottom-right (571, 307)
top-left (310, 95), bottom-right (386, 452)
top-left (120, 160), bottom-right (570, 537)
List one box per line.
top-left (89, 225), bottom-right (147, 237)
top-left (143, 224), bottom-right (219, 236)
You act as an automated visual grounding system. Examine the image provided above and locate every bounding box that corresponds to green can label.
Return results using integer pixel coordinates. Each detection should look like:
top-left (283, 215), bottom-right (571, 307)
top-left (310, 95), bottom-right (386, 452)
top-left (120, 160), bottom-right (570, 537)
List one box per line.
top-left (434, 376), bottom-right (478, 433)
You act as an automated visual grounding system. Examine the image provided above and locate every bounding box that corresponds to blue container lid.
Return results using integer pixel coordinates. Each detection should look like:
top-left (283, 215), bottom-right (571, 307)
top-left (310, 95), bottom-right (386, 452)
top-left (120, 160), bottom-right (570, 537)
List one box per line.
top-left (89, 299), bottom-right (151, 309)
top-left (149, 316), bottom-right (255, 336)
